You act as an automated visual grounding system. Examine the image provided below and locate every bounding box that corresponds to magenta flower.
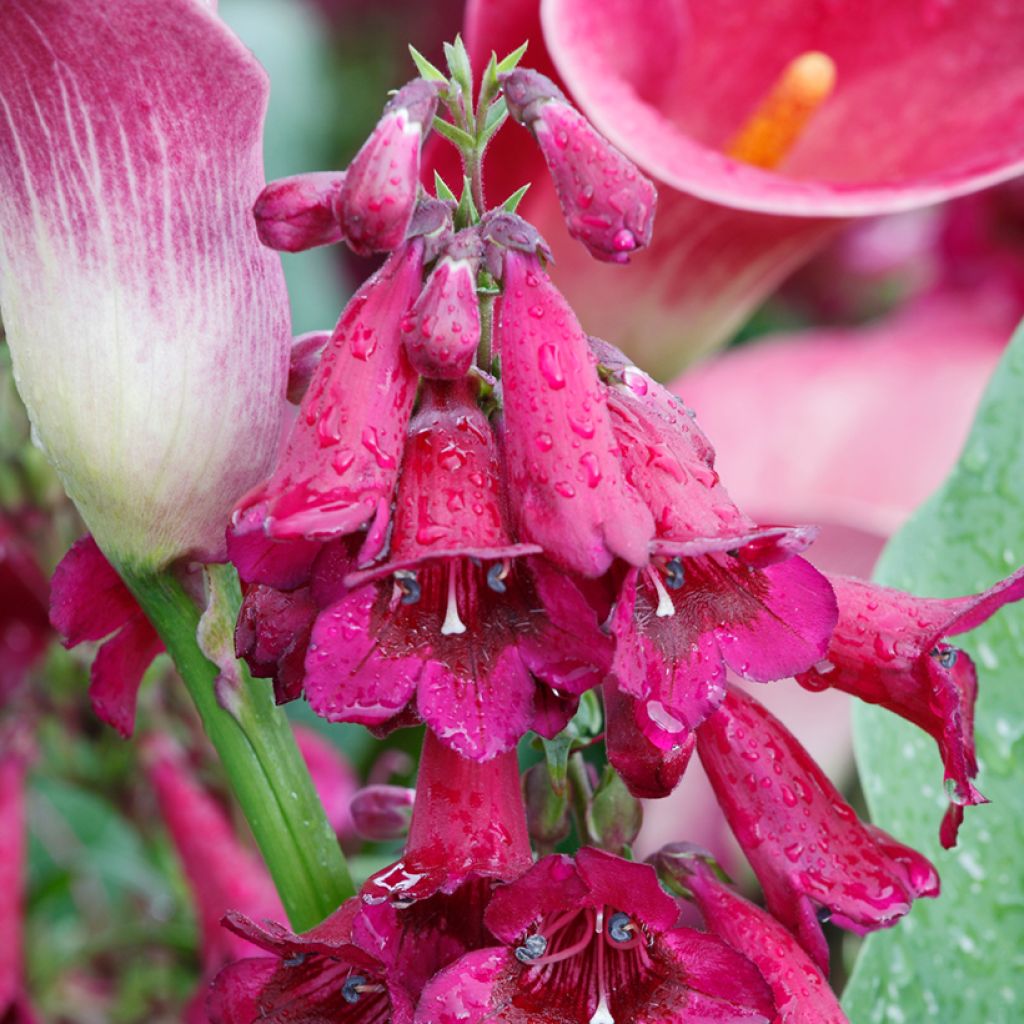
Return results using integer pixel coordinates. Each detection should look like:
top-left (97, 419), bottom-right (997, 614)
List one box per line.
top-left (0, 517), bottom-right (50, 703)
top-left (495, 248), bottom-right (654, 577)
top-left (0, 0), bottom-right (291, 566)
top-left (209, 899), bottom-right (414, 1024)
top-left (303, 380), bottom-right (604, 759)
top-left (501, 68), bottom-right (657, 264)
top-left (49, 536), bottom-right (163, 738)
top-left (233, 240), bottom-right (423, 544)
top-left (659, 853), bottom-right (849, 1024)
top-left (697, 686), bottom-right (940, 970)
top-left (143, 736), bottom-right (284, 1024)
top-left (0, 732), bottom-right (36, 1024)
top-left (591, 345), bottom-right (837, 759)
top-left (417, 846), bottom-right (776, 1023)
top-left (460, 0), bottom-right (1024, 376)
top-left (254, 172), bottom-right (349, 252)
top-left (797, 569), bottom-right (1024, 847)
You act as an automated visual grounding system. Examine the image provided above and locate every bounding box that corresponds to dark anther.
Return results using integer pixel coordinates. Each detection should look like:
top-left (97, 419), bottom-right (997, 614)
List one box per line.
top-left (342, 975), bottom-right (367, 1004)
top-left (816, 907), bottom-right (833, 925)
top-left (395, 570), bottom-right (420, 605)
top-left (283, 954), bottom-right (307, 968)
top-left (726, 549), bottom-right (740, 559)
top-left (607, 912), bottom-right (634, 943)
top-left (487, 561), bottom-right (509, 593)
top-left (515, 934), bottom-right (548, 963)
top-left (664, 558), bottom-right (685, 590)
top-left (932, 646), bottom-right (959, 669)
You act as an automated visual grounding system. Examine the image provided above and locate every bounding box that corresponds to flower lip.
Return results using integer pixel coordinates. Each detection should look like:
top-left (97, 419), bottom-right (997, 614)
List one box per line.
top-left (651, 524), bottom-right (819, 561)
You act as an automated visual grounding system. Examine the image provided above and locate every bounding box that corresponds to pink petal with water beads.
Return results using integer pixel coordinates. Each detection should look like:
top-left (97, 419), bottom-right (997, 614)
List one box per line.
top-left (253, 172), bottom-right (347, 252)
top-left (496, 250), bottom-right (654, 576)
top-left (684, 861), bottom-right (849, 1024)
top-left (287, 330), bottom-right (332, 404)
top-left (336, 79), bottom-right (441, 256)
top-left (235, 241), bottom-right (423, 542)
top-left (697, 686), bottom-right (939, 971)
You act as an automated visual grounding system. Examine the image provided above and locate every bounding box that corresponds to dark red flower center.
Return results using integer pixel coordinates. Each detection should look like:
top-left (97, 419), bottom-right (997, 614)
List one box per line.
top-left (374, 556), bottom-right (536, 662)
top-left (511, 905), bottom-right (664, 1022)
top-left (261, 957), bottom-right (390, 1023)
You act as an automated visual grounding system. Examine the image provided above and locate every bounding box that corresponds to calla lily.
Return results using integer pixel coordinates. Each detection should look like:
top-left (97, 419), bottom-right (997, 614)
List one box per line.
top-left (460, 0), bottom-right (1024, 377)
top-left (0, 0), bottom-right (290, 568)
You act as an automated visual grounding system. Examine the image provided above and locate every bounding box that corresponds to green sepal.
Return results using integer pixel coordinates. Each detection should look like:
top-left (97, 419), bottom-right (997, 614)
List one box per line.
top-left (408, 44), bottom-right (448, 83)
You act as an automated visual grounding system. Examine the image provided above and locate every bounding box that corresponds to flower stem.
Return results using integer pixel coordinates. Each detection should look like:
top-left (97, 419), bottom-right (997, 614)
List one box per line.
top-left (122, 566), bottom-right (354, 931)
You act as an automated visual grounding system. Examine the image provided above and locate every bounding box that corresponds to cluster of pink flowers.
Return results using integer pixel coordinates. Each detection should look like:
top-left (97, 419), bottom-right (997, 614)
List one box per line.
top-left (198, 48), bottom-right (1024, 1023)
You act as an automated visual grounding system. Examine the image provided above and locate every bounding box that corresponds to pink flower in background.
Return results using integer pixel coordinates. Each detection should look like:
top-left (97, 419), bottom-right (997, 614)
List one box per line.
top-left (0, 732), bottom-right (36, 1024)
top-left (0, 0), bottom-right (291, 568)
top-left (417, 847), bottom-right (775, 1023)
top-left (49, 536), bottom-right (163, 738)
top-left (144, 737), bottom-right (284, 1024)
top-left (0, 518), bottom-right (50, 703)
top-left (457, 0), bottom-right (1024, 377)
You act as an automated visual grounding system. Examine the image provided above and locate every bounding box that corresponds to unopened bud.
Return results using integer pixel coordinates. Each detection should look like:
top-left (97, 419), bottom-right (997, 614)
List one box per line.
top-left (253, 171), bottom-right (347, 252)
top-left (648, 842), bottom-right (727, 898)
top-left (403, 231), bottom-right (482, 379)
top-left (585, 765), bottom-right (643, 855)
top-left (501, 68), bottom-right (656, 264)
top-left (524, 761), bottom-right (571, 848)
top-left (336, 79), bottom-right (442, 256)
top-left (350, 784), bottom-right (416, 841)
top-left (479, 211), bottom-right (552, 280)
top-left (406, 197), bottom-right (455, 263)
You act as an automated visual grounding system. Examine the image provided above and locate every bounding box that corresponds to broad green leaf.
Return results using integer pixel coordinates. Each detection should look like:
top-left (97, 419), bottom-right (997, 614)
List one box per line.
top-left (843, 322), bottom-right (1024, 1021)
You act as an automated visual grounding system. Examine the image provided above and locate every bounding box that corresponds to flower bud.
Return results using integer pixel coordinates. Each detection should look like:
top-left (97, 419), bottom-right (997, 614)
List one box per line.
top-left (402, 231), bottom-right (482, 379)
top-left (501, 68), bottom-right (657, 264)
top-left (350, 784), bottom-right (416, 842)
top-left (523, 762), bottom-right (571, 848)
top-left (335, 79), bottom-right (442, 256)
top-left (253, 172), bottom-right (347, 252)
top-left (585, 764), bottom-right (643, 855)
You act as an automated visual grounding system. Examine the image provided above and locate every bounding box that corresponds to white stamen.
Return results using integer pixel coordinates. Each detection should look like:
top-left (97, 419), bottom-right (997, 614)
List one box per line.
top-left (440, 568), bottom-right (467, 635)
top-left (595, 908), bottom-right (604, 934)
top-left (648, 568), bottom-right (676, 618)
top-left (589, 996), bottom-right (615, 1024)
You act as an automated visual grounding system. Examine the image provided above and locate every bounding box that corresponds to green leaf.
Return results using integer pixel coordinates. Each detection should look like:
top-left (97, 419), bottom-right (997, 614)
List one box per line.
top-left (843, 321), bottom-right (1024, 1021)
top-left (480, 97), bottom-right (508, 143)
top-left (496, 41), bottom-right (529, 75)
top-left (408, 45), bottom-right (448, 83)
top-left (443, 36), bottom-right (473, 101)
top-left (433, 171), bottom-right (459, 204)
top-left (432, 116), bottom-right (476, 151)
top-left (454, 176), bottom-right (480, 229)
top-left (541, 691), bottom-right (603, 795)
top-left (501, 183), bottom-right (531, 213)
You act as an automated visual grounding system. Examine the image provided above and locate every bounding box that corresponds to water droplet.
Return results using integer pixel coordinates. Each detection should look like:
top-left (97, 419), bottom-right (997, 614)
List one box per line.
top-left (537, 343), bottom-right (566, 389)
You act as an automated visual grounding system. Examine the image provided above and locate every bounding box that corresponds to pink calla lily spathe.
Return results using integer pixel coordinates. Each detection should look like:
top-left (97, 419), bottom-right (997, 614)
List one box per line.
top-left (458, 0), bottom-right (1024, 377)
top-left (0, 0), bottom-right (290, 567)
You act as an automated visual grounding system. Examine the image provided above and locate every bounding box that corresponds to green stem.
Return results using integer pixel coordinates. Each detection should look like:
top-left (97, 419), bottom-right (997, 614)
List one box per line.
top-left (123, 567), bottom-right (354, 931)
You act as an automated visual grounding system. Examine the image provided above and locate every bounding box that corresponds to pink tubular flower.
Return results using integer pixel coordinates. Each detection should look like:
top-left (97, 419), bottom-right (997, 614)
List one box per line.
top-left (697, 686), bottom-right (940, 970)
top-left (337, 78), bottom-right (442, 255)
top-left (459, 0), bottom-right (1024, 377)
top-left (233, 240), bottom-right (424, 544)
top-left (501, 68), bottom-right (657, 264)
top-left (143, 736), bottom-right (284, 1024)
top-left (495, 248), bottom-right (654, 577)
top-left (657, 852), bottom-right (848, 1024)
top-left (590, 344), bottom-right (837, 761)
top-left (797, 569), bottom-right (1024, 847)
top-left (303, 380), bottom-right (606, 759)
top-left (49, 535), bottom-right (163, 738)
top-left (0, 0), bottom-right (291, 566)
top-left (0, 732), bottom-right (36, 1024)
top-left (402, 231), bottom-right (483, 379)
top-left (417, 846), bottom-right (776, 1023)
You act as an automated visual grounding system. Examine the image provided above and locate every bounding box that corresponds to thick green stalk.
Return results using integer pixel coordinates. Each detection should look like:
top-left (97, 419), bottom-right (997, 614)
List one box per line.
top-left (123, 566), bottom-right (354, 930)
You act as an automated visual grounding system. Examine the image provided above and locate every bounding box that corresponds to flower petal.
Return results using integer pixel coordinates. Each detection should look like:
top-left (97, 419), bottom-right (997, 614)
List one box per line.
top-left (0, 0), bottom-right (290, 564)
top-left (414, 947), bottom-right (510, 1024)
top-left (89, 614), bottom-right (164, 738)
